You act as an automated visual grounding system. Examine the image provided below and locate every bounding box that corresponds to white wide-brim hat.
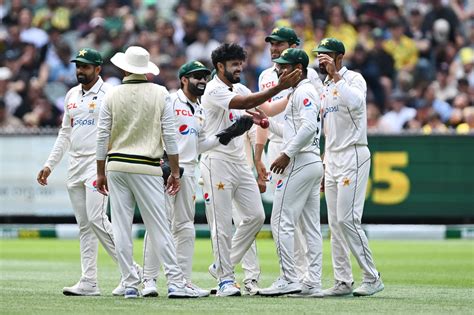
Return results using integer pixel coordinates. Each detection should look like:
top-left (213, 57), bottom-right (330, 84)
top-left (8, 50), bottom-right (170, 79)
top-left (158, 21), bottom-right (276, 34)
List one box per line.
top-left (111, 46), bottom-right (159, 75)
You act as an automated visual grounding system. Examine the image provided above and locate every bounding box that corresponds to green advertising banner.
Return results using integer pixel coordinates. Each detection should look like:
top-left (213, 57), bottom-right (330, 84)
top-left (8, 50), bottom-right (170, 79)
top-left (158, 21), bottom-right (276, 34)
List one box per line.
top-left (194, 135), bottom-right (474, 224)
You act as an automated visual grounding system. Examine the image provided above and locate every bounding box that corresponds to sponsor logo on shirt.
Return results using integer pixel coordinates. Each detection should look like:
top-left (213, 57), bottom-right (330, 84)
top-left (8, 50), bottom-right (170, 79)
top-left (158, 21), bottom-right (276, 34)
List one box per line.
top-left (179, 124), bottom-right (197, 135)
top-left (72, 118), bottom-right (95, 127)
top-left (229, 112), bottom-right (238, 122)
top-left (176, 109), bottom-right (194, 116)
top-left (323, 105), bottom-right (339, 118)
top-left (67, 103), bottom-right (77, 110)
top-left (261, 81), bottom-right (276, 89)
top-left (303, 98), bottom-right (313, 109)
top-left (276, 179), bottom-right (284, 189)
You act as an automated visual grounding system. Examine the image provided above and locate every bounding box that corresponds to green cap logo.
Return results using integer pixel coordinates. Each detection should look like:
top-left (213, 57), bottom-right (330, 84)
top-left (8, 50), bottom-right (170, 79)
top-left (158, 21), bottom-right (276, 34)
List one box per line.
top-left (71, 48), bottom-right (103, 66)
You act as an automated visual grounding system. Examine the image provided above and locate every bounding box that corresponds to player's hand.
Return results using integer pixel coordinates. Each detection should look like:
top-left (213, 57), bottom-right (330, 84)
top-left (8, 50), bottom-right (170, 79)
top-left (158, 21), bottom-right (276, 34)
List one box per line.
top-left (317, 54), bottom-right (337, 76)
top-left (96, 175), bottom-right (108, 196)
top-left (270, 153), bottom-right (290, 175)
top-left (245, 107), bottom-right (268, 126)
top-left (254, 160), bottom-right (267, 180)
top-left (37, 167), bottom-right (51, 186)
top-left (277, 68), bottom-right (302, 90)
top-left (257, 177), bottom-right (267, 193)
top-left (167, 175), bottom-right (180, 196)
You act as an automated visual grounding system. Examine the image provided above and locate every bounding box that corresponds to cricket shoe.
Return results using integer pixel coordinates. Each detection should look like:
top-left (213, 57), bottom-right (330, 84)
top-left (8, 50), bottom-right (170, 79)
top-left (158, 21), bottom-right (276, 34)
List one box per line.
top-left (216, 280), bottom-right (241, 297)
top-left (243, 279), bottom-right (260, 296)
top-left (142, 278), bottom-right (158, 297)
top-left (259, 278), bottom-right (302, 297)
top-left (168, 283), bottom-right (199, 298)
top-left (187, 283), bottom-right (210, 297)
top-left (112, 264), bottom-right (143, 296)
top-left (63, 279), bottom-right (100, 296)
top-left (353, 278), bottom-right (384, 297)
top-left (322, 280), bottom-right (354, 297)
top-left (289, 283), bottom-right (323, 298)
top-left (208, 263), bottom-right (218, 279)
top-left (124, 287), bottom-right (139, 299)
top-left (210, 286), bottom-right (218, 295)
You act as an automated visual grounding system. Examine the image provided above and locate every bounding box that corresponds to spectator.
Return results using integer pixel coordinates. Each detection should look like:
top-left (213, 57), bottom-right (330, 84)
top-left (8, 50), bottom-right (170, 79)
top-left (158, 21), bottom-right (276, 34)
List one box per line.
top-left (32, 0), bottom-right (70, 32)
top-left (379, 91), bottom-right (417, 133)
top-left (456, 106), bottom-right (474, 134)
top-left (432, 63), bottom-right (458, 102)
top-left (0, 67), bottom-right (22, 116)
top-left (185, 27), bottom-right (220, 64)
top-left (422, 110), bottom-right (449, 134)
top-left (383, 19), bottom-right (419, 73)
top-left (325, 4), bottom-right (357, 59)
top-left (0, 98), bottom-right (24, 130)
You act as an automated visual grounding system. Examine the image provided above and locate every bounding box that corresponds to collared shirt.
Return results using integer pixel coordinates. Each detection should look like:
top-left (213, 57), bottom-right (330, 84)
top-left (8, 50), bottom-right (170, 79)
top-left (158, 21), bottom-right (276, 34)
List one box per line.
top-left (200, 75), bottom-right (251, 164)
top-left (258, 65), bottom-right (323, 143)
top-left (167, 89), bottom-right (219, 175)
top-left (45, 77), bottom-right (111, 170)
top-left (270, 79), bottom-right (321, 159)
top-left (321, 66), bottom-right (368, 152)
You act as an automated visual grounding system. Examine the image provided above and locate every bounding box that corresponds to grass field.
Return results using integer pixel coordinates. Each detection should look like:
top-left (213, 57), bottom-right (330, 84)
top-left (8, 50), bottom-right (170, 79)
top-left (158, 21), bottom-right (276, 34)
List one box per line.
top-left (1, 238), bottom-right (473, 314)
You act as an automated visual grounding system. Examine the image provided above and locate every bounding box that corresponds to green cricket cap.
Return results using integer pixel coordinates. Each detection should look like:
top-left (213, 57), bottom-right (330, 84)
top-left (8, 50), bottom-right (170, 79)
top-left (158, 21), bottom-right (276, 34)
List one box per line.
top-left (70, 48), bottom-right (103, 66)
top-left (272, 48), bottom-right (309, 68)
top-left (265, 27), bottom-right (300, 45)
top-left (178, 61), bottom-right (211, 78)
top-left (312, 38), bottom-right (346, 54)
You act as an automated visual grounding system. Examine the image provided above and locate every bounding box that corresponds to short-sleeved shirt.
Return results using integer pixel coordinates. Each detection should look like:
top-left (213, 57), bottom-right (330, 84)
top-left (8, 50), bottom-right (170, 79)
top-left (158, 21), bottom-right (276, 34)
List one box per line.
top-left (200, 75), bottom-right (250, 164)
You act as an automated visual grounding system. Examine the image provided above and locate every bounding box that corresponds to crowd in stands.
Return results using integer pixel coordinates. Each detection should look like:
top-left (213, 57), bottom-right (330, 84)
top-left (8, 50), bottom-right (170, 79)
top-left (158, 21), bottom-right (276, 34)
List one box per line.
top-left (0, 0), bottom-right (473, 134)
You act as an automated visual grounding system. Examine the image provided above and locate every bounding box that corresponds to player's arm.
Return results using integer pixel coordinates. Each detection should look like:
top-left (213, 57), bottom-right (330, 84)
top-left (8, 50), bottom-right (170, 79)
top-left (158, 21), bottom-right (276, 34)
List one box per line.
top-left (37, 93), bottom-right (73, 186)
top-left (161, 93), bottom-right (180, 195)
top-left (228, 69), bottom-right (301, 110)
top-left (96, 95), bottom-right (112, 196)
top-left (334, 73), bottom-right (366, 111)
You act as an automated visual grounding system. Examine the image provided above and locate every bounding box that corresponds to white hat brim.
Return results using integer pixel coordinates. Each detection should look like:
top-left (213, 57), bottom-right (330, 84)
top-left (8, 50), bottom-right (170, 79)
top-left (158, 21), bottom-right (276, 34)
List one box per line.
top-left (111, 52), bottom-right (160, 75)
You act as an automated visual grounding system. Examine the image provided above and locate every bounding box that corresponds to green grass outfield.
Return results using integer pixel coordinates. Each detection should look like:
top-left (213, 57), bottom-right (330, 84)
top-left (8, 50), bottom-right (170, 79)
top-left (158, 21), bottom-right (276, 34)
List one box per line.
top-left (1, 239), bottom-right (473, 315)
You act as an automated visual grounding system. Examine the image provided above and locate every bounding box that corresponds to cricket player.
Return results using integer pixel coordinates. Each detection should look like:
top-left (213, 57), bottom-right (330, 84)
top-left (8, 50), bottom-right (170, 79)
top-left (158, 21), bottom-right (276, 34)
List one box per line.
top-left (37, 48), bottom-right (140, 296)
top-left (314, 38), bottom-right (384, 297)
top-left (96, 46), bottom-right (198, 299)
top-left (200, 43), bottom-right (301, 296)
top-left (141, 61), bottom-right (219, 298)
top-left (255, 26), bottom-right (324, 280)
top-left (255, 49), bottom-right (324, 297)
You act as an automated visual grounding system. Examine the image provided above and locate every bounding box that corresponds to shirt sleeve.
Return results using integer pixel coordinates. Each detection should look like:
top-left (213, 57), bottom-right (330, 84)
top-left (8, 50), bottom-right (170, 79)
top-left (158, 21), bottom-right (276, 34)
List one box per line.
top-left (282, 89), bottom-right (320, 158)
top-left (268, 118), bottom-right (284, 138)
top-left (96, 94), bottom-right (112, 161)
top-left (197, 116), bottom-right (220, 154)
top-left (44, 100), bottom-right (72, 171)
top-left (161, 92), bottom-right (179, 155)
top-left (335, 72), bottom-right (367, 112)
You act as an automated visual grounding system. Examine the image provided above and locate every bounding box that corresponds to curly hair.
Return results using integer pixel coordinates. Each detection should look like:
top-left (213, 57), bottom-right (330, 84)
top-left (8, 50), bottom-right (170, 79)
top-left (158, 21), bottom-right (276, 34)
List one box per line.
top-left (211, 43), bottom-right (247, 70)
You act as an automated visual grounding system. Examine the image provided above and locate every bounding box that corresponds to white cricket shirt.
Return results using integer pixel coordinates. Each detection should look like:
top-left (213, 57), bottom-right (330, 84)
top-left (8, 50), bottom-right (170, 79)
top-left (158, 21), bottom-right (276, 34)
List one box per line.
top-left (45, 77), bottom-right (111, 170)
top-left (200, 75), bottom-right (250, 164)
top-left (321, 67), bottom-right (368, 153)
top-left (258, 65), bottom-right (323, 142)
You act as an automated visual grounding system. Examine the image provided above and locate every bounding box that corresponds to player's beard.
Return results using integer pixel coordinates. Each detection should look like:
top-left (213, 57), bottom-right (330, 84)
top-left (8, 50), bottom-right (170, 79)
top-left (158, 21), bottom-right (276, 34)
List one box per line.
top-left (224, 68), bottom-right (240, 84)
top-left (188, 81), bottom-right (206, 96)
top-left (77, 72), bottom-right (95, 85)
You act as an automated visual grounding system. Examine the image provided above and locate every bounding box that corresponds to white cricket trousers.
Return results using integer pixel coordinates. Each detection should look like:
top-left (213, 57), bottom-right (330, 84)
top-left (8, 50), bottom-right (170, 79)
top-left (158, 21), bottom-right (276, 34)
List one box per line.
top-left (66, 155), bottom-right (117, 283)
top-left (107, 171), bottom-right (184, 289)
top-left (271, 153), bottom-right (323, 287)
top-left (143, 174), bottom-right (196, 283)
top-left (325, 145), bottom-right (379, 283)
top-left (267, 140), bottom-right (309, 280)
top-left (200, 156), bottom-right (265, 283)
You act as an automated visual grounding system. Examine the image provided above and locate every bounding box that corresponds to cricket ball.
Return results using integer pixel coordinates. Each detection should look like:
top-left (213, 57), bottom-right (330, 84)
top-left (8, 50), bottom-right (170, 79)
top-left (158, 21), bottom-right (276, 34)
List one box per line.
top-left (260, 118), bottom-right (269, 129)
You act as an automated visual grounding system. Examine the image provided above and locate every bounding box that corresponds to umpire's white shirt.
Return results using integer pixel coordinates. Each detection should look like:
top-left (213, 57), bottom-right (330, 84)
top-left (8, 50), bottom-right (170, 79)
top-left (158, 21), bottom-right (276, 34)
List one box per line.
top-left (45, 77), bottom-right (111, 170)
top-left (321, 66), bottom-right (368, 152)
top-left (200, 75), bottom-right (249, 164)
top-left (258, 65), bottom-right (323, 143)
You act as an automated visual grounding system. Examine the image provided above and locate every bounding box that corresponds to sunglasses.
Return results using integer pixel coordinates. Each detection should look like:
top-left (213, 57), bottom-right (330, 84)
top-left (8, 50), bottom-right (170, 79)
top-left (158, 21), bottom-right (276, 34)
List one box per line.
top-left (187, 73), bottom-right (210, 80)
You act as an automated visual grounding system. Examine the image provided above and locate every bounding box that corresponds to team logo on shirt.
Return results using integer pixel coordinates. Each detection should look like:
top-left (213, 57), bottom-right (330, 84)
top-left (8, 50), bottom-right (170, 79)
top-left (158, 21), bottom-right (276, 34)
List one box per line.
top-left (342, 178), bottom-right (351, 186)
top-left (303, 98), bottom-right (313, 109)
top-left (179, 124), bottom-right (197, 135)
top-left (276, 179), bottom-right (284, 189)
top-left (203, 192), bottom-right (211, 203)
top-left (333, 89), bottom-right (339, 98)
top-left (88, 102), bottom-right (96, 113)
